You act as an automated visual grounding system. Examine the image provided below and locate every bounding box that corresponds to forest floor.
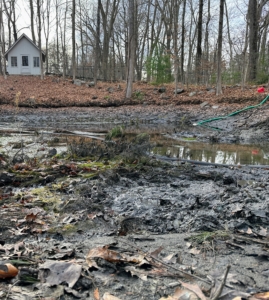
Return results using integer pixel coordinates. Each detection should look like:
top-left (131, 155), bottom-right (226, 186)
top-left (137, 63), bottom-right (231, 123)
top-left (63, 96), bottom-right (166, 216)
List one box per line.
top-left (0, 75), bottom-right (269, 300)
top-left (0, 75), bottom-right (266, 109)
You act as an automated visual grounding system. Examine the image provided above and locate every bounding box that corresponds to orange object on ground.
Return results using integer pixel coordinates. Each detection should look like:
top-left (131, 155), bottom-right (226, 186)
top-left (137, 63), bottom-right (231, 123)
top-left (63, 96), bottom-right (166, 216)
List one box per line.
top-left (0, 263), bottom-right (19, 279)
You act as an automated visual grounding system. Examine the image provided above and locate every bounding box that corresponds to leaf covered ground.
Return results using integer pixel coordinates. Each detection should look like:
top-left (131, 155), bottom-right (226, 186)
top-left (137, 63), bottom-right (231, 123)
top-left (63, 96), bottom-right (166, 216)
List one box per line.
top-left (0, 75), bottom-right (266, 109)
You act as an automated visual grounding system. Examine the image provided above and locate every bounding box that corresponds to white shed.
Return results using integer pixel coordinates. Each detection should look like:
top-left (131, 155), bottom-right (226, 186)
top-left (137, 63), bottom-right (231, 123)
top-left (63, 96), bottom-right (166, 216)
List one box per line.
top-left (5, 34), bottom-right (45, 75)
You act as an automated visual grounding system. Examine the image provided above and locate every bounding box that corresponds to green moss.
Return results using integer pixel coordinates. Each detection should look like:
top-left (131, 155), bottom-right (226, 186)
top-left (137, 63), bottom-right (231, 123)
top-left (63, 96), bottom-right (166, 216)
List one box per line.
top-left (187, 231), bottom-right (230, 244)
top-left (61, 224), bottom-right (77, 233)
top-left (31, 187), bottom-right (62, 211)
top-left (182, 137), bottom-right (197, 141)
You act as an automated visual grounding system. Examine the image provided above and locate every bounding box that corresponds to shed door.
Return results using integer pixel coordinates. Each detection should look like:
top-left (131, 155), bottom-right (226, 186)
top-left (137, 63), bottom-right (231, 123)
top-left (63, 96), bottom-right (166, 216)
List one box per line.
top-left (21, 55), bottom-right (30, 74)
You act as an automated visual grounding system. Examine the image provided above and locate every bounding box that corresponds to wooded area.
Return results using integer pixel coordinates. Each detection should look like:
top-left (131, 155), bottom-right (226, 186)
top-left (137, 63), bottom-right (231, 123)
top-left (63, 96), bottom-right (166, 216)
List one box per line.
top-left (0, 0), bottom-right (269, 89)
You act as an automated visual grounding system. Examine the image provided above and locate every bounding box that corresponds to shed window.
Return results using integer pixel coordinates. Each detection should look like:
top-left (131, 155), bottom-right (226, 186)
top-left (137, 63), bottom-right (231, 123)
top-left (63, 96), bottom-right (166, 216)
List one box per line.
top-left (11, 57), bottom-right (17, 67)
top-left (33, 57), bottom-right (39, 67)
top-left (22, 56), bottom-right (29, 66)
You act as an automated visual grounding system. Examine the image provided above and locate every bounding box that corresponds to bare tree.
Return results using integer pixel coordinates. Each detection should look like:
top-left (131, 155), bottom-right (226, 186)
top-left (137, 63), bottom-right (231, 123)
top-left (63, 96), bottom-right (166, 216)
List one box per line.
top-left (0, 0), bottom-right (7, 78)
top-left (72, 0), bottom-right (76, 80)
top-left (196, 0), bottom-right (204, 84)
top-left (3, 0), bottom-right (17, 42)
top-left (247, 0), bottom-right (258, 81)
top-left (125, 0), bottom-right (136, 99)
top-left (42, 0), bottom-right (51, 73)
top-left (94, 0), bottom-right (101, 85)
top-left (29, 0), bottom-right (36, 44)
top-left (216, 0), bottom-right (225, 95)
top-left (37, 0), bottom-right (44, 79)
top-left (180, 0), bottom-right (186, 84)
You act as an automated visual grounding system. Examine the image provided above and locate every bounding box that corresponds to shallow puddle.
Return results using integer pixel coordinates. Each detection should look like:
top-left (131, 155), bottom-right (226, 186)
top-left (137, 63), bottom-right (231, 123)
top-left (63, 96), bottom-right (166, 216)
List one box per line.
top-left (1, 126), bottom-right (269, 166)
top-left (152, 138), bottom-right (269, 165)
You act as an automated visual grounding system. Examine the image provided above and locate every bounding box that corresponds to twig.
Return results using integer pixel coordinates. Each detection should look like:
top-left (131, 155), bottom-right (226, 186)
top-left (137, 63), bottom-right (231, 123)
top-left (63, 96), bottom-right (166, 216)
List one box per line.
top-left (5, 279), bottom-right (20, 300)
top-left (117, 237), bottom-right (212, 285)
top-left (210, 265), bottom-right (231, 300)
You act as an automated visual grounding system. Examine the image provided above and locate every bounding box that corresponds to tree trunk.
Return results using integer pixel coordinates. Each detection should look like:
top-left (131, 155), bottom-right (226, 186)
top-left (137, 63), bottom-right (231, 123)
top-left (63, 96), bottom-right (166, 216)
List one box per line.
top-left (180, 0), bottom-right (186, 85)
top-left (37, 0), bottom-right (44, 80)
top-left (29, 0), bottom-right (36, 44)
top-left (94, 0), bottom-right (101, 85)
top-left (0, 0), bottom-right (6, 79)
top-left (196, 0), bottom-right (204, 84)
top-left (216, 0), bottom-right (225, 95)
top-left (125, 0), bottom-right (136, 99)
top-left (72, 0), bottom-right (76, 80)
top-left (248, 0), bottom-right (258, 82)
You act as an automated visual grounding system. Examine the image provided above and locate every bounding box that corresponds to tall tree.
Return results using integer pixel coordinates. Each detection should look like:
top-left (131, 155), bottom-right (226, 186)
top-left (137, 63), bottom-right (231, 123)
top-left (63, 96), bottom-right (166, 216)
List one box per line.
top-left (0, 0), bottom-right (7, 78)
top-left (125, 0), bottom-right (136, 99)
top-left (94, 0), bottom-right (101, 85)
top-left (247, 0), bottom-right (258, 81)
top-left (100, 0), bottom-right (120, 81)
top-left (180, 0), bottom-right (186, 84)
top-left (216, 0), bottom-right (225, 95)
top-left (43, 0), bottom-right (51, 73)
top-left (37, 0), bottom-right (44, 79)
top-left (72, 0), bottom-right (76, 80)
top-left (3, 0), bottom-right (17, 42)
top-left (196, 0), bottom-right (204, 83)
top-left (29, 0), bottom-right (36, 44)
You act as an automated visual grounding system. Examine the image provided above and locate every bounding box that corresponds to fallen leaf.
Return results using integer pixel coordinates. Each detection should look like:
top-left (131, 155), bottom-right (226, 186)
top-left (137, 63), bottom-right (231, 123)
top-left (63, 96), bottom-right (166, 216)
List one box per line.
top-left (179, 281), bottom-right (207, 300)
top-left (39, 260), bottom-right (82, 288)
top-left (86, 245), bottom-right (147, 266)
top-left (103, 292), bottom-right (122, 300)
top-left (252, 292), bottom-right (269, 300)
top-left (94, 288), bottom-right (100, 300)
top-left (189, 248), bottom-right (201, 255)
top-left (150, 246), bottom-right (163, 258)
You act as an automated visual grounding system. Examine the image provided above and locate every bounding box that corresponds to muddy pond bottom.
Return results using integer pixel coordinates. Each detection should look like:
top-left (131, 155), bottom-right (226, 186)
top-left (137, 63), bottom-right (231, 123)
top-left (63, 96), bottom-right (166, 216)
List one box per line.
top-left (152, 139), bottom-right (269, 165)
top-left (2, 127), bottom-right (269, 166)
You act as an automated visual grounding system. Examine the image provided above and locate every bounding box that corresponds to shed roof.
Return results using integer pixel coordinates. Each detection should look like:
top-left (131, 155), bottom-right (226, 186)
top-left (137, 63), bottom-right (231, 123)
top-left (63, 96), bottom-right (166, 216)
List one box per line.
top-left (5, 33), bottom-right (46, 62)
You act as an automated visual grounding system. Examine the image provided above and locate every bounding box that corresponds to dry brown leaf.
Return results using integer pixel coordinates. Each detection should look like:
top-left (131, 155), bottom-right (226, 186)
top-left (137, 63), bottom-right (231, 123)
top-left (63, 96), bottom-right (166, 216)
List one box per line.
top-left (86, 245), bottom-right (146, 266)
top-left (150, 246), bottom-right (163, 258)
top-left (251, 292), bottom-right (269, 300)
top-left (189, 248), bottom-right (201, 255)
top-left (94, 288), bottom-right (100, 300)
top-left (103, 292), bottom-right (122, 300)
top-left (179, 281), bottom-right (207, 300)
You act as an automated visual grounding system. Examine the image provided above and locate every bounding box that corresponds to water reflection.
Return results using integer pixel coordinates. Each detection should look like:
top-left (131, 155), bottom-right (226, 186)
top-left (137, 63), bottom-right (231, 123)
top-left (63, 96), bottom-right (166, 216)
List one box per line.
top-left (152, 142), bottom-right (269, 165)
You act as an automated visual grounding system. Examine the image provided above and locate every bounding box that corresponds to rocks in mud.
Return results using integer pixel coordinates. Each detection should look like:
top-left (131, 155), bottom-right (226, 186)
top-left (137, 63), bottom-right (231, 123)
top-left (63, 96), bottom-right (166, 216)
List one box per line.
top-left (200, 101), bottom-right (209, 108)
top-left (0, 172), bottom-right (14, 186)
top-left (158, 87), bottom-right (166, 93)
top-left (189, 91), bottom-right (197, 97)
top-left (223, 174), bottom-right (235, 184)
top-left (48, 148), bottom-right (57, 157)
top-left (73, 79), bottom-right (86, 86)
top-left (174, 88), bottom-right (184, 94)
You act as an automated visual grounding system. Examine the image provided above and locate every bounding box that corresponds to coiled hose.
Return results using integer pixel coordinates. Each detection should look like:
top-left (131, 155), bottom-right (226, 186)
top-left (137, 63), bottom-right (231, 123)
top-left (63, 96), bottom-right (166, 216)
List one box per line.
top-left (194, 94), bottom-right (269, 127)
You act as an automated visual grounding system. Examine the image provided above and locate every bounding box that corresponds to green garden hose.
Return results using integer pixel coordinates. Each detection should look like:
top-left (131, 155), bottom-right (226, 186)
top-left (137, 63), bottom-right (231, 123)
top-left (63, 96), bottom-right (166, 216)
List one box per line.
top-left (194, 94), bottom-right (269, 127)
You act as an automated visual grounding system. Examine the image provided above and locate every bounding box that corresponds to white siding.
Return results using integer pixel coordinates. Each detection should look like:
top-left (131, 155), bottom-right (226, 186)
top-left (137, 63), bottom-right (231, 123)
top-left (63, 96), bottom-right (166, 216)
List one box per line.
top-left (7, 37), bottom-right (41, 75)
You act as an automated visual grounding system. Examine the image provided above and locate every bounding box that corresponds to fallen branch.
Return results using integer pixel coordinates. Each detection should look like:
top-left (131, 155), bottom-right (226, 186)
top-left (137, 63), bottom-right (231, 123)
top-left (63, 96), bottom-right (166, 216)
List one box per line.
top-left (117, 237), bottom-right (211, 285)
top-left (210, 265), bottom-right (231, 300)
